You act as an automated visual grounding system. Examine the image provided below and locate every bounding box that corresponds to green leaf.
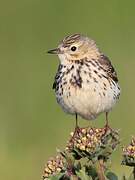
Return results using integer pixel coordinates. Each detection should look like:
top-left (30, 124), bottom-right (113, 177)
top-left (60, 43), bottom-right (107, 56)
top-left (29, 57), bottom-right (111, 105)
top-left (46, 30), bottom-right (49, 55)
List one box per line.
top-left (128, 172), bottom-right (135, 180)
top-left (106, 171), bottom-right (118, 180)
top-left (76, 167), bottom-right (91, 180)
top-left (48, 173), bottom-right (65, 180)
top-left (48, 177), bottom-right (59, 180)
top-left (85, 165), bottom-right (97, 179)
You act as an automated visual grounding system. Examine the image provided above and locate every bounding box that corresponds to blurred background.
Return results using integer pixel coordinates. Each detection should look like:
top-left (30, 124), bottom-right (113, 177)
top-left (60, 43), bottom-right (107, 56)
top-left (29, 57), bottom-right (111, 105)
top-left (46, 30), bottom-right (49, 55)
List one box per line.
top-left (0, 0), bottom-right (135, 179)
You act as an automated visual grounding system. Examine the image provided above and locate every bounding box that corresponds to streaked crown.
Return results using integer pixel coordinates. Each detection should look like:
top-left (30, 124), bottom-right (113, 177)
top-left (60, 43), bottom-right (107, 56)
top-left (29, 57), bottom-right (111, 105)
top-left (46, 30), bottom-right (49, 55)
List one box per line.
top-left (48, 33), bottom-right (101, 63)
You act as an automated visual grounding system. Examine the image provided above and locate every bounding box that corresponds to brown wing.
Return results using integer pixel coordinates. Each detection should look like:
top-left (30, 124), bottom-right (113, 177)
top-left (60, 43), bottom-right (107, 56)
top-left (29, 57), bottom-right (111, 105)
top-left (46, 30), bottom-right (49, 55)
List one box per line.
top-left (99, 54), bottom-right (118, 83)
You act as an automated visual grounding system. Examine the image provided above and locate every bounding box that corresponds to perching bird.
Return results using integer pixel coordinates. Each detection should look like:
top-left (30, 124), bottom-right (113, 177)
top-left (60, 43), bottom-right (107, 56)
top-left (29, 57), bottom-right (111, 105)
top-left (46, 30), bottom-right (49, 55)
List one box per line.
top-left (48, 33), bottom-right (120, 127)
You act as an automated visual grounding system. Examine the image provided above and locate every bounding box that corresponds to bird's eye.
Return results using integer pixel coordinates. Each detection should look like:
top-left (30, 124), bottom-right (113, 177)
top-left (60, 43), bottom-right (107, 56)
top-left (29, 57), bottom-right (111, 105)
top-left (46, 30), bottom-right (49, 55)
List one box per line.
top-left (71, 46), bottom-right (77, 51)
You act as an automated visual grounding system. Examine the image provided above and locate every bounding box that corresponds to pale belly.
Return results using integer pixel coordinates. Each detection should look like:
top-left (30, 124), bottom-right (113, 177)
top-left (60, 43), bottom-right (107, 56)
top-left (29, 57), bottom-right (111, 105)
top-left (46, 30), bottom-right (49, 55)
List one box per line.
top-left (55, 78), bottom-right (120, 120)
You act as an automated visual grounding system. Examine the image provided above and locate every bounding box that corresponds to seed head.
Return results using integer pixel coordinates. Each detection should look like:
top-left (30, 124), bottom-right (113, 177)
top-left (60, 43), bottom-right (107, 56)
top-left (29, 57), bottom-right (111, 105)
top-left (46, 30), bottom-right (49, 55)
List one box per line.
top-left (66, 127), bottom-right (119, 161)
top-left (43, 155), bottom-right (65, 179)
top-left (122, 137), bottom-right (135, 166)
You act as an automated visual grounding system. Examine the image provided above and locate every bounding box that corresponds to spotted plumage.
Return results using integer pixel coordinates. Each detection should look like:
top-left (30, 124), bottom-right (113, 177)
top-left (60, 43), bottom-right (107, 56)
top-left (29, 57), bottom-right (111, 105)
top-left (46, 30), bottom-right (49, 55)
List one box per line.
top-left (48, 34), bottom-right (120, 123)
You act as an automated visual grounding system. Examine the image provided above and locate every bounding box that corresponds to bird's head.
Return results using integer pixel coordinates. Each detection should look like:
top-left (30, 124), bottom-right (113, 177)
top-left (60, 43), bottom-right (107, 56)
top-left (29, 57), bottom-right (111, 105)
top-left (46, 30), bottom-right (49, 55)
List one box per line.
top-left (48, 34), bottom-right (100, 64)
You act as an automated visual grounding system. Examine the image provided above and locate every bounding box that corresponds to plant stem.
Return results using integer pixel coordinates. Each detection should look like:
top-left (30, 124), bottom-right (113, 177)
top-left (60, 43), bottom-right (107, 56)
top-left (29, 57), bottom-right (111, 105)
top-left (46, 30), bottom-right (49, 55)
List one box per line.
top-left (96, 159), bottom-right (106, 180)
top-left (133, 167), bottom-right (135, 179)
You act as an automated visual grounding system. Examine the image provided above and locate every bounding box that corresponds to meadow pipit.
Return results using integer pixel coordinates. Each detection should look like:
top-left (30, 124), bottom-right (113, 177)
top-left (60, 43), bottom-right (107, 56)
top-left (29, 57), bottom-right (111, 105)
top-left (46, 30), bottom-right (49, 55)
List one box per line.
top-left (48, 34), bottom-right (120, 127)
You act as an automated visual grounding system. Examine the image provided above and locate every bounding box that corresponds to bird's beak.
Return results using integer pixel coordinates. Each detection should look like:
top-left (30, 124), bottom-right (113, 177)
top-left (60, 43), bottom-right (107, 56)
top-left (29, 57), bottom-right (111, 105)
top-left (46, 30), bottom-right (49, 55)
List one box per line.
top-left (47, 48), bottom-right (61, 54)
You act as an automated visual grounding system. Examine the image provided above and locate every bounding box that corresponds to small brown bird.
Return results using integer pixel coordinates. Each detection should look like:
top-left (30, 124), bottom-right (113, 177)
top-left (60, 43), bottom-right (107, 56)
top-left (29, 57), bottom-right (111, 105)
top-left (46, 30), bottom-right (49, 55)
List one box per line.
top-left (48, 34), bottom-right (120, 127)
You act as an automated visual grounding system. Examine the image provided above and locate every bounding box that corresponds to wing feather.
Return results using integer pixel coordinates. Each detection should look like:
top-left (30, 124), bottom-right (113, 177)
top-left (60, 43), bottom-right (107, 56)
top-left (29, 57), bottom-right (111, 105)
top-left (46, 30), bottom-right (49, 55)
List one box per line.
top-left (99, 54), bottom-right (118, 82)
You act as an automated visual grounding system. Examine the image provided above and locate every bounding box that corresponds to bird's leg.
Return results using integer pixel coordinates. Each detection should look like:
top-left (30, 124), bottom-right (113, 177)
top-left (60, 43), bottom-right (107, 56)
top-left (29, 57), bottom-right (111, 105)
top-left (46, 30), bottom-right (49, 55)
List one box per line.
top-left (70, 113), bottom-right (80, 142)
top-left (74, 113), bottom-right (80, 133)
top-left (75, 113), bottom-right (78, 129)
top-left (105, 112), bottom-right (110, 129)
top-left (105, 112), bottom-right (109, 126)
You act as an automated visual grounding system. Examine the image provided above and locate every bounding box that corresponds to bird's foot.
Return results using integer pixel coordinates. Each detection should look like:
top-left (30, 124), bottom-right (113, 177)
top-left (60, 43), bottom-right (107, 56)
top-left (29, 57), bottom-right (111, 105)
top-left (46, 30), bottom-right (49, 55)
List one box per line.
top-left (104, 123), bottom-right (112, 134)
top-left (73, 125), bottom-right (80, 137)
top-left (70, 126), bottom-right (80, 143)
